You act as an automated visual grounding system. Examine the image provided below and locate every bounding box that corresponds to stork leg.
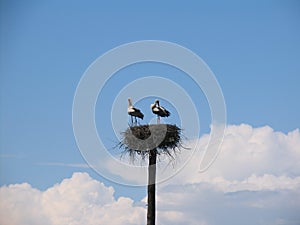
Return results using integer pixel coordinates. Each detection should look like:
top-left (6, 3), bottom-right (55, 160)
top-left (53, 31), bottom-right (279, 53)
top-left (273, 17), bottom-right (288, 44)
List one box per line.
top-left (131, 116), bottom-right (133, 125)
top-left (135, 117), bottom-right (137, 125)
top-left (157, 116), bottom-right (160, 124)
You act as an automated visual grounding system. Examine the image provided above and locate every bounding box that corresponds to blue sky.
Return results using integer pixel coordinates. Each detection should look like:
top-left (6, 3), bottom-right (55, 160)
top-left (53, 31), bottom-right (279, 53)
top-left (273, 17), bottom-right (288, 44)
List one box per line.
top-left (1, 1), bottom-right (300, 225)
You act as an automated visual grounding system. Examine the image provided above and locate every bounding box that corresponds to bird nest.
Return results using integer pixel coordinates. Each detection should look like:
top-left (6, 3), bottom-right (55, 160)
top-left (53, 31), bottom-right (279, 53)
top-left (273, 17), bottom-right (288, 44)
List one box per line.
top-left (119, 124), bottom-right (182, 160)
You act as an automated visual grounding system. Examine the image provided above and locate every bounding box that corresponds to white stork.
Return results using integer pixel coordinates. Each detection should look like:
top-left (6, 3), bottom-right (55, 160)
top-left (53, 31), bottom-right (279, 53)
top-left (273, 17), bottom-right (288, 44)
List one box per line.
top-left (127, 98), bottom-right (144, 125)
top-left (151, 99), bottom-right (170, 124)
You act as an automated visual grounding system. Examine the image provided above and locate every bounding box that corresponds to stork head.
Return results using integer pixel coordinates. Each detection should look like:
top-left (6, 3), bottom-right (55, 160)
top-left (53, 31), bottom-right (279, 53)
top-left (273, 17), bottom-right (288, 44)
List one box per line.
top-left (155, 99), bottom-right (160, 105)
top-left (128, 98), bottom-right (132, 106)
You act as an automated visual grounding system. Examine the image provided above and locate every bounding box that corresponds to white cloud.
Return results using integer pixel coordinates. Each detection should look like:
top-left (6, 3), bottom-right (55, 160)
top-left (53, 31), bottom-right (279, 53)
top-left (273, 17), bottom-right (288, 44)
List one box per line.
top-left (153, 124), bottom-right (300, 225)
top-left (0, 183), bottom-right (49, 225)
top-left (155, 182), bottom-right (300, 225)
top-left (1, 124), bottom-right (300, 225)
top-left (0, 173), bottom-right (145, 225)
top-left (168, 124), bottom-right (300, 186)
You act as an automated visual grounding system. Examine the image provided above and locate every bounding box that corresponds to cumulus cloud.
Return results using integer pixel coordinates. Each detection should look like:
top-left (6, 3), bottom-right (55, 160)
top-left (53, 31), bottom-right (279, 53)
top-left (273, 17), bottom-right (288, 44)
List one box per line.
top-left (0, 173), bottom-right (145, 225)
top-left (153, 124), bottom-right (300, 225)
top-left (0, 183), bottom-right (49, 225)
top-left (1, 124), bottom-right (300, 225)
top-left (169, 124), bottom-right (300, 186)
top-left (156, 183), bottom-right (300, 225)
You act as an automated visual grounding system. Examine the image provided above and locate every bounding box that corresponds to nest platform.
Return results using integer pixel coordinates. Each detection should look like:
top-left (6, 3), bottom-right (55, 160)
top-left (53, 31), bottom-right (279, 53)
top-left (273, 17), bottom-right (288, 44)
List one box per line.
top-left (120, 124), bottom-right (182, 159)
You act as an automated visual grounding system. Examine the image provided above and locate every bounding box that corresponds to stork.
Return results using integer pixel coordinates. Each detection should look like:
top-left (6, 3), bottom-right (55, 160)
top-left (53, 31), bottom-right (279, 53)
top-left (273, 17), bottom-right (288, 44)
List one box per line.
top-left (151, 99), bottom-right (170, 124)
top-left (127, 98), bottom-right (144, 125)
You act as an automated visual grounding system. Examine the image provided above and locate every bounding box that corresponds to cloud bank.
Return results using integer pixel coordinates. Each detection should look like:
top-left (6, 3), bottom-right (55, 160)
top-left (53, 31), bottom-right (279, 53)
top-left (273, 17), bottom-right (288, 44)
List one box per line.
top-left (1, 124), bottom-right (300, 225)
top-left (0, 173), bottom-right (145, 225)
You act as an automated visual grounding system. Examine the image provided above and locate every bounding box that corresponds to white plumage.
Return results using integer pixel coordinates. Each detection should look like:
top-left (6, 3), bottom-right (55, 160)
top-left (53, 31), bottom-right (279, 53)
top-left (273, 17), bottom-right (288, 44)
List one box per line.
top-left (127, 98), bottom-right (144, 124)
top-left (151, 99), bottom-right (170, 123)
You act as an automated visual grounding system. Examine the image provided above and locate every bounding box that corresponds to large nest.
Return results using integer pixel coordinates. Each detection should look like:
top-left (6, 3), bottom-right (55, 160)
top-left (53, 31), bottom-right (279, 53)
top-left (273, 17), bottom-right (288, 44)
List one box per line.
top-left (119, 124), bottom-right (182, 160)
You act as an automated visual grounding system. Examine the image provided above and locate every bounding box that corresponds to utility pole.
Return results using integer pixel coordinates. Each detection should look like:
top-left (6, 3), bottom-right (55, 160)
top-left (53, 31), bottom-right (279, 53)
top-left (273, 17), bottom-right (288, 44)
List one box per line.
top-left (147, 149), bottom-right (157, 225)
